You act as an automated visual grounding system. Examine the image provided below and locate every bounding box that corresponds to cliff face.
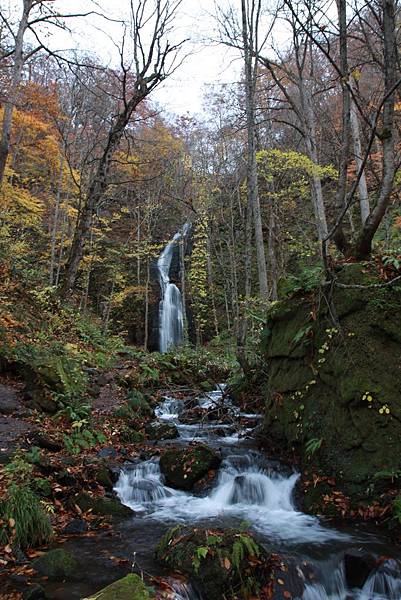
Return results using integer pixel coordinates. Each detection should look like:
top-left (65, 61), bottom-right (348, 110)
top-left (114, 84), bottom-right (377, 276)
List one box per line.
top-left (261, 263), bottom-right (401, 497)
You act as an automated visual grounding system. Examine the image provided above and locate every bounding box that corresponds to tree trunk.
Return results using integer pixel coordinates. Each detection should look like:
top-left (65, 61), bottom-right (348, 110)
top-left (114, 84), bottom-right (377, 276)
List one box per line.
top-left (299, 76), bottom-right (329, 246)
top-left (50, 154), bottom-right (64, 285)
top-left (61, 89), bottom-right (147, 297)
top-left (354, 0), bottom-right (397, 258)
top-left (241, 0), bottom-right (269, 298)
top-left (350, 80), bottom-right (370, 225)
top-left (0, 0), bottom-right (32, 188)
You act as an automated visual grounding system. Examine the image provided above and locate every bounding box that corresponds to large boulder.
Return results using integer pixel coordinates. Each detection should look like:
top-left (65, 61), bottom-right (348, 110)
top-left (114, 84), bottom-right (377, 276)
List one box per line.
top-left (75, 493), bottom-right (133, 517)
top-left (145, 420), bottom-right (179, 441)
top-left (159, 444), bottom-right (221, 491)
top-left (83, 574), bottom-right (154, 600)
top-left (260, 263), bottom-right (401, 498)
top-left (155, 526), bottom-right (303, 600)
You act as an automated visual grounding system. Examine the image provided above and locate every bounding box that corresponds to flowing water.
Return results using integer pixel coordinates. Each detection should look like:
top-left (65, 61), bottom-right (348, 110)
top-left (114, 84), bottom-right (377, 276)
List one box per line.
top-left (114, 388), bottom-right (401, 600)
top-left (157, 224), bottom-right (191, 353)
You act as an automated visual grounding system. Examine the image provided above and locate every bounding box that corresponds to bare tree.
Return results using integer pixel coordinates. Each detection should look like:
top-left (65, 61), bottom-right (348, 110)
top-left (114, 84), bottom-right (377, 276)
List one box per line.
top-left (61, 0), bottom-right (185, 296)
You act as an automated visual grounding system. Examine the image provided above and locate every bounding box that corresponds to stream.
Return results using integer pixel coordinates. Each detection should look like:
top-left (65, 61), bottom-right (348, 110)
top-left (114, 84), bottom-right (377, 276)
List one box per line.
top-left (33, 385), bottom-right (401, 599)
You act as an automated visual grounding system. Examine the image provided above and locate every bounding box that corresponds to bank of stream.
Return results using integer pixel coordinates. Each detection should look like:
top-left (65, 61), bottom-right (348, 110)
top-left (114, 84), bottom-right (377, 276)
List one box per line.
top-left (32, 384), bottom-right (401, 600)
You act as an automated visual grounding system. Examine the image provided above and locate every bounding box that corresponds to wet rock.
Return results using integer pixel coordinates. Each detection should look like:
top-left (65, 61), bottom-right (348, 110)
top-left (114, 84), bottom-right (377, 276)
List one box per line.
top-left (75, 492), bottom-right (133, 517)
top-left (155, 526), bottom-right (273, 600)
top-left (0, 384), bottom-right (20, 414)
top-left (55, 470), bottom-right (77, 487)
top-left (159, 444), bottom-right (221, 491)
top-left (83, 573), bottom-right (153, 600)
top-left (23, 584), bottom-right (47, 600)
top-left (32, 548), bottom-right (78, 581)
top-left (145, 421), bottom-right (179, 441)
top-left (94, 464), bottom-right (115, 490)
top-left (344, 550), bottom-right (377, 588)
top-left (97, 447), bottom-right (118, 459)
top-left (30, 431), bottom-right (62, 452)
top-left (63, 519), bottom-right (88, 535)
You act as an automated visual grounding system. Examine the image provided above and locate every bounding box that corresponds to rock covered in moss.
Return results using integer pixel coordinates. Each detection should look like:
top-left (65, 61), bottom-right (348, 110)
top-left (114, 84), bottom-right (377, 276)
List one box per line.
top-left (261, 262), bottom-right (401, 498)
top-left (145, 421), bottom-right (179, 441)
top-left (159, 444), bottom-right (221, 491)
top-left (155, 525), bottom-right (300, 600)
top-left (75, 493), bottom-right (133, 517)
top-left (83, 573), bottom-right (154, 600)
top-left (32, 548), bottom-right (78, 580)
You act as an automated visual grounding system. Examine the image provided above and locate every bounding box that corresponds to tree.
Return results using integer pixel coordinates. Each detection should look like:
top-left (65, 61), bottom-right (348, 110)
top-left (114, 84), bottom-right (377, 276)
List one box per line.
top-left (61, 0), bottom-right (185, 296)
top-left (0, 0), bottom-right (105, 189)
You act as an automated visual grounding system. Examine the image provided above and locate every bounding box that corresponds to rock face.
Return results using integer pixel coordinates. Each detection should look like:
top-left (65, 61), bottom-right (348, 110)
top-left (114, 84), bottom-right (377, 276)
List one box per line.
top-left (261, 263), bottom-right (401, 497)
top-left (155, 526), bottom-right (302, 600)
top-left (159, 444), bottom-right (221, 491)
top-left (83, 574), bottom-right (153, 600)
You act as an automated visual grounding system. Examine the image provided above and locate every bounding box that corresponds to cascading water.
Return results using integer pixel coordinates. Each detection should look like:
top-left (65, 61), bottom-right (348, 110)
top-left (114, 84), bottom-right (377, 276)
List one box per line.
top-left (114, 385), bottom-right (401, 600)
top-left (157, 224), bottom-right (190, 353)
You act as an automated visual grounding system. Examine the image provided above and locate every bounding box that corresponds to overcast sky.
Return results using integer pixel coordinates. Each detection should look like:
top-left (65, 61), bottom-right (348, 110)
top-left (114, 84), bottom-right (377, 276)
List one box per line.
top-left (8, 0), bottom-right (242, 116)
top-left (2, 0), bottom-right (287, 116)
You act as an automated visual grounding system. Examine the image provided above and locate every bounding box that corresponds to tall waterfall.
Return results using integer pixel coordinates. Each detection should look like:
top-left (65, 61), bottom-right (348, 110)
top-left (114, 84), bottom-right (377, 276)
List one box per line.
top-left (157, 224), bottom-right (189, 353)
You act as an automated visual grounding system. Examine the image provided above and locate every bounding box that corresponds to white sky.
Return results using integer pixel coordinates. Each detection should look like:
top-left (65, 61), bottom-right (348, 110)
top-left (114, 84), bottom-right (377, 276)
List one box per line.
top-left (2, 0), bottom-right (290, 117)
top-left (5, 0), bottom-right (242, 116)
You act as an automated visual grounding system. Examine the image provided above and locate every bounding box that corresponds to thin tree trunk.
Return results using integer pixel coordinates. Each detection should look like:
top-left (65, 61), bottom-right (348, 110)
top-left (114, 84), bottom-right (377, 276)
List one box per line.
top-left (0, 0), bottom-right (32, 187)
top-left (50, 154), bottom-right (65, 285)
top-left (299, 77), bottom-right (329, 245)
top-left (144, 257), bottom-right (150, 350)
top-left (355, 0), bottom-right (397, 258)
top-left (103, 279), bottom-right (115, 335)
top-left (349, 80), bottom-right (370, 225)
top-left (241, 0), bottom-right (269, 298)
top-left (268, 198), bottom-right (278, 300)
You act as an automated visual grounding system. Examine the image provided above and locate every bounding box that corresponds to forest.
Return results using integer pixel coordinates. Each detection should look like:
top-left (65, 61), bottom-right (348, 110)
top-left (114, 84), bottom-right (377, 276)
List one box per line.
top-left (0, 0), bottom-right (400, 599)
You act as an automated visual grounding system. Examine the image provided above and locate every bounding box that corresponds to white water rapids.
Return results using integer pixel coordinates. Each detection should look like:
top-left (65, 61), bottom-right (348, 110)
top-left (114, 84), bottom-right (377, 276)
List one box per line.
top-left (115, 388), bottom-right (401, 600)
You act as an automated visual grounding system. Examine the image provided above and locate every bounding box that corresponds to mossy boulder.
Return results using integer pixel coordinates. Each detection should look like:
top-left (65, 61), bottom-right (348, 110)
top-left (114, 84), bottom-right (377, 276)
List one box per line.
top-left (159, 444), bottom-right (221, 491)
top-left (83, 574), bottom-right (154, 600)
top-left (145, 421), bottom-right (179, 441)
top-left (261, 262), bottom-right (401, 499)
top-left (33, 548), bottom-right (78, 580)
top-left (75, 493), bottom-right (133, 517)
top-left (155, 526), bottom-right (303, 600)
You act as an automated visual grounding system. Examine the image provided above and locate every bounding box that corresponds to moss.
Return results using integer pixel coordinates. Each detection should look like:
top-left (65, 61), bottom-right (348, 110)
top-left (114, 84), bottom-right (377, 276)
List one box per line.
top-left (83, 574), bottom-right (154, 600)
top-left (33, 548), bottom-right (78, 580)
top-left (75, 493), bottom-right (133, 517)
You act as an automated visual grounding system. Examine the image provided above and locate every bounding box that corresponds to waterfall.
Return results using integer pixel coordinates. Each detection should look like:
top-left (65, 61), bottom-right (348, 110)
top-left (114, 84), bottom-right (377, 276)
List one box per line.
top-left (157, 224), bottom-right (190, 353)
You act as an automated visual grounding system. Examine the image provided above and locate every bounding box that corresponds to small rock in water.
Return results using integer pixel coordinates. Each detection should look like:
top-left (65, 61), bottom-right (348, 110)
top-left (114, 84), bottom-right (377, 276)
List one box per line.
top-left (32, 548), bottom-right (78, 581)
